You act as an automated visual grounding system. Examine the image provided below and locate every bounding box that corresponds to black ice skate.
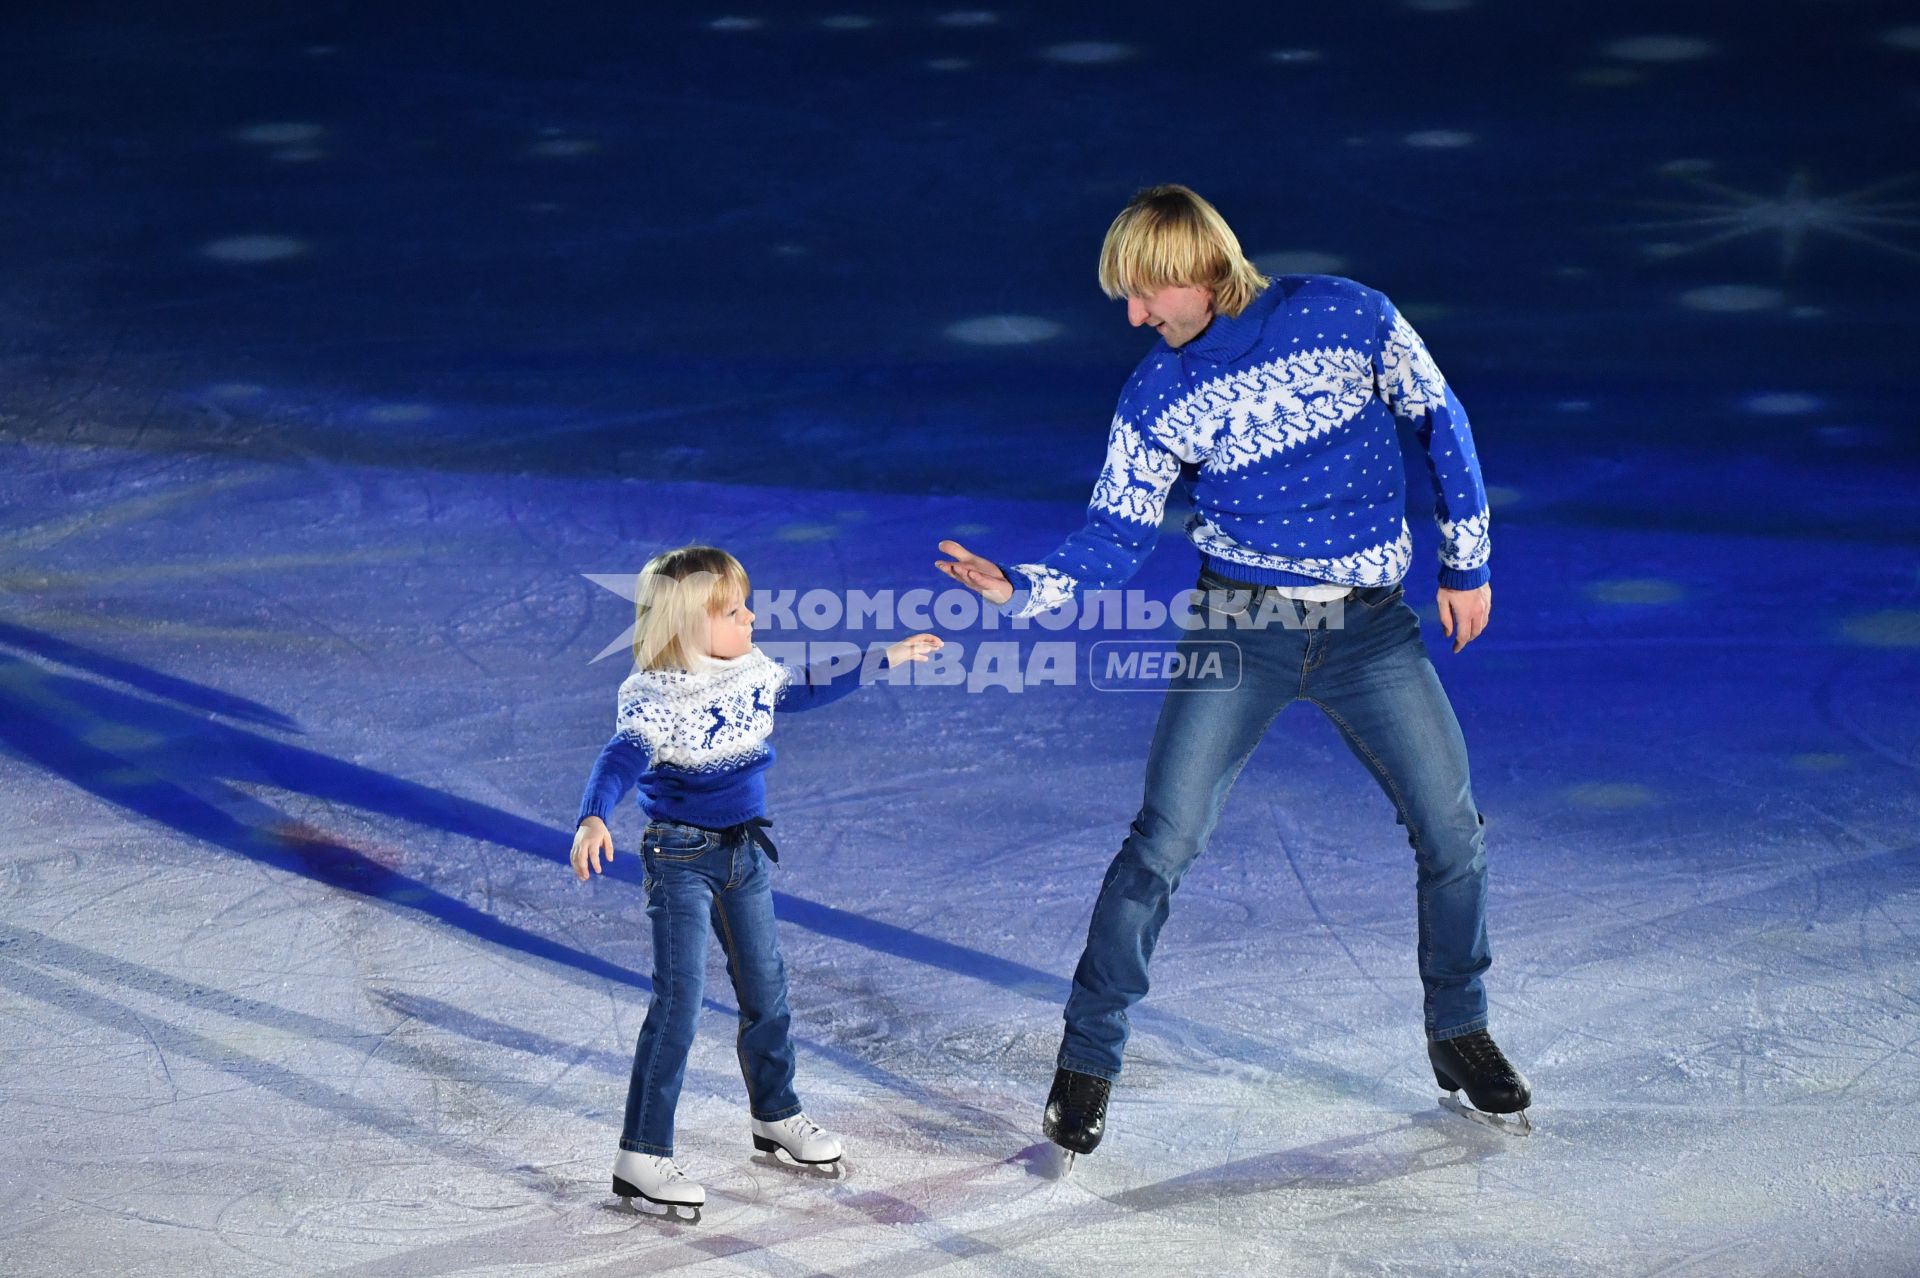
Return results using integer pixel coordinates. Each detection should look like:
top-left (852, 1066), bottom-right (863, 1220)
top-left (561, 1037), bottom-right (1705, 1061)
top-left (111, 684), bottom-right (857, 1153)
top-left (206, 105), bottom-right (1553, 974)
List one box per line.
top-left (1429, 1029), bottom-right (1533, 1136)
top-left (1042, 1067), bottom-right (1111, 1170)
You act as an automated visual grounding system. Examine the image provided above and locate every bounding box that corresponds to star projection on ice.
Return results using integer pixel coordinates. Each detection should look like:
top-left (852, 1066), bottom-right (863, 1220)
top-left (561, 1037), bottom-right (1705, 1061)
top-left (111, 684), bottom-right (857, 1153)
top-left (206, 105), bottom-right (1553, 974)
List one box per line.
top-left (1636, 171), bottom-right (1920, 273)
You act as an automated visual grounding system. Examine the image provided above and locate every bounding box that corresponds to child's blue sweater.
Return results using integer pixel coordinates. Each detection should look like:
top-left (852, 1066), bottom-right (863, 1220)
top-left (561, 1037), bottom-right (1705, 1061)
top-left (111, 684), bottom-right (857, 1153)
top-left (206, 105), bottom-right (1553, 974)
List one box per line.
top-left (577, 649), bottom-right (857, 833)
top-left (1001, 275), bottom-right (1490, 618)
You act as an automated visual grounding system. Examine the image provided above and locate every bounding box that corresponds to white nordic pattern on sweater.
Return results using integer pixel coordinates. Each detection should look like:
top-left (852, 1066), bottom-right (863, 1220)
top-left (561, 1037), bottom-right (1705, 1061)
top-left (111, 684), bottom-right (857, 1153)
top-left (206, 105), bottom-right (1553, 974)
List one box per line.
top-left (1175, 347), bottom-right (1376, 477)
top-left (1189, 518), bottom-right (1414, 587)
top-left (1439, 509), bottom-right (1491, 571)
top-left (1086, 347), bottom-right (1376, 527)
top-left (1007, 563), bottom-right (1078, 614)
top-left (1379, 310), bottom-right (1447, 414)
top-left (1198, 343), bottom-right (1382, 472)
top-left (1090, 417), bottom-right (1184, 525)
top-left (614, 649), bottom-right (791, 772)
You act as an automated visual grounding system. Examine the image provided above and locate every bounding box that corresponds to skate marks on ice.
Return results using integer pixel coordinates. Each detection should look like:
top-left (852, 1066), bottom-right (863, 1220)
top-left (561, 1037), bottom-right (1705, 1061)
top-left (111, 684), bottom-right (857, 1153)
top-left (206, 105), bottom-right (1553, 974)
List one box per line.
top-left (762, 1117), bottom-right (1513, 1278)
top-left (0, 624), bottom-right (1049, 1144)
top-left (306, 1143), bottom-right (1076, 1278)
top-left (0, 928), bottom-right (1047, 1269)
top-left (0, 613), bottom-right (1389, 1126)
top-left (0, 957), bottom-right (586, 1251)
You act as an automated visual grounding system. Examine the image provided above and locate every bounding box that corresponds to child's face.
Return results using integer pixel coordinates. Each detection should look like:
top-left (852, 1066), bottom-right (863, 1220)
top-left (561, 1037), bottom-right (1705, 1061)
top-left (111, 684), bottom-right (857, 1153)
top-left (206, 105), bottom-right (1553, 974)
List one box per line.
top-left (704, 589), bottom-right (754, 660)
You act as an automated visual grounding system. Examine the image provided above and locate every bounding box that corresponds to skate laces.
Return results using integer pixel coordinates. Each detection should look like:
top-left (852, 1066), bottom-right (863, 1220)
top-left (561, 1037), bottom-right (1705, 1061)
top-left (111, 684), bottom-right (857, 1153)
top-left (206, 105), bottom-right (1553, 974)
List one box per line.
top-left (1067, 1072), bottom-right (1110, 1106)
top-left (787, 1113), bottom-right (822, 1139)
top-left (1457, 1031), bottom-right (1510, 1073)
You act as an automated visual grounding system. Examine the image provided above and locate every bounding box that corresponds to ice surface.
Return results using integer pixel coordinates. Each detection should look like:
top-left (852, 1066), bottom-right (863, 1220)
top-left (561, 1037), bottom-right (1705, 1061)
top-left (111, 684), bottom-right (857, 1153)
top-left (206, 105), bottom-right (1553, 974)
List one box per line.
top-left (3, 2), bottom-right (1917, 1273)
top-left (2, 433), bottom-right (1916, 1276)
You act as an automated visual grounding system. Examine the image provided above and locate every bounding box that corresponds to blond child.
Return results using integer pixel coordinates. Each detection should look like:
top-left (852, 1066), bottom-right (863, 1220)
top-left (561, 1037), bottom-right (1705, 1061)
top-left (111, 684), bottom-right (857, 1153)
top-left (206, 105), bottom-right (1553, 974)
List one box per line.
top-left (571, 545), bottom-right (939, 1215)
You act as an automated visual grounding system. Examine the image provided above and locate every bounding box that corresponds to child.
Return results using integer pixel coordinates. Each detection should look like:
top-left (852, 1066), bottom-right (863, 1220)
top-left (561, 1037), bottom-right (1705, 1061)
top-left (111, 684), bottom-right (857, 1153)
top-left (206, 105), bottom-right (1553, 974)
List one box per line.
top-left (571, 545), bottom-right (940, 1215)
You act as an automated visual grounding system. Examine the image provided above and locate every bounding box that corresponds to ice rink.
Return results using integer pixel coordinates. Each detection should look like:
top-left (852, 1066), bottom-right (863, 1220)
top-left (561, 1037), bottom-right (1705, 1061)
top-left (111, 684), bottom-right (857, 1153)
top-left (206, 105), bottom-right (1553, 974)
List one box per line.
top-left (4, 3), bottom-right (1918, 1275)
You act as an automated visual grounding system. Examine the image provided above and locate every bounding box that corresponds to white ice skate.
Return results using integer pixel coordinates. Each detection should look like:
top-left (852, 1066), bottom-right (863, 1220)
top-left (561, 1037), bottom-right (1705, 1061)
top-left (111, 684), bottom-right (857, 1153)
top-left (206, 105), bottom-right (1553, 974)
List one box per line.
top-left (612, 1150), bottom-right (705, 1217)
top-left (751, 1112), bottom-right (844, 1167)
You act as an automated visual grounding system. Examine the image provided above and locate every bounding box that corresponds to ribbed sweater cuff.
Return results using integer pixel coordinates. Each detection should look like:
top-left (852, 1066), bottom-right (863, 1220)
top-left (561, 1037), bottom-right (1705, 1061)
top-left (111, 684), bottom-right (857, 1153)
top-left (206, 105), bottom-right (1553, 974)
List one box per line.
top-left (1438, 564), bottom-right (1491, 590)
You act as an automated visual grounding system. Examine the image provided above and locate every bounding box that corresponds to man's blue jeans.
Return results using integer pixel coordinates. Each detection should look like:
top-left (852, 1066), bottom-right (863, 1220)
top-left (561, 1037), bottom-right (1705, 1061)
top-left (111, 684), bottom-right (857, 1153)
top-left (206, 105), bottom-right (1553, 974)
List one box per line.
top-left (1059, 572), bottom-right (1493, 1082)
top-left (621, 821), bottom-right (802, 1156)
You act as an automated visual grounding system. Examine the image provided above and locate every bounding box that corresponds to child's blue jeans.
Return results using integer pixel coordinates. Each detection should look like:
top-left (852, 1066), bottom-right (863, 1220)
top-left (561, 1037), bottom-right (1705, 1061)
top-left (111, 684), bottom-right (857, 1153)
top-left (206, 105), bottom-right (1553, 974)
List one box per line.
top-left (621, 820), bottom-right (802, 1157)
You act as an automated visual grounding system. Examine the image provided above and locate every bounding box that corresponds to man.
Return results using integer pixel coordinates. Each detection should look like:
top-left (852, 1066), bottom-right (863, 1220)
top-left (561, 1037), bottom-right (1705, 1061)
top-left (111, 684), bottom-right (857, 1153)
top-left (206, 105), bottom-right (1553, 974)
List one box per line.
top-left (936, 184), bottom-right (1531, 1159)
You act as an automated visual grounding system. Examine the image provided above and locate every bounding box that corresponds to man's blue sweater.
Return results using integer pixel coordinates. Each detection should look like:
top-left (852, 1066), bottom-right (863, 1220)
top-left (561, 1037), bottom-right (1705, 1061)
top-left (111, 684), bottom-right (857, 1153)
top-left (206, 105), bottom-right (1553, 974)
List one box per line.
top-left (1001, 275), bottom-right (1490, 618)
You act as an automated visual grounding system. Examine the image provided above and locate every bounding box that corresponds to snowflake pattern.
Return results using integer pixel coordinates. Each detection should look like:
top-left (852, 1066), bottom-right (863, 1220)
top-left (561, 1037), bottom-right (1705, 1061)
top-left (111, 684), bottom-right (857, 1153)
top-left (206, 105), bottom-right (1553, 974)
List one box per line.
top-left (614, 649), bottom-right (789, 772)
top-left (1154, 346), bottom-right (1376, 476)
top-left (1090, 416), bottom-right (1184, 526)
top-left (1005, 563), bottom-right (1078, 618)
top-left (1189, 518), bottom-right (1414, 587)
top-left (1378, 309), bottom-right (1447, 416)
top-left (1439, 509), bottom-right (1491, 571)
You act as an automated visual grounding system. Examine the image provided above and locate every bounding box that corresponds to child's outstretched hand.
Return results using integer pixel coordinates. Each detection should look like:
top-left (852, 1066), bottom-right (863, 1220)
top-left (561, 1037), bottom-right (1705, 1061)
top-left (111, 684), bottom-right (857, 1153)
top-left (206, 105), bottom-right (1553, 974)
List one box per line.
top-left (571, 815), bottom-right (614, 880)
top-left (886, 633), bottom-right (943, 667)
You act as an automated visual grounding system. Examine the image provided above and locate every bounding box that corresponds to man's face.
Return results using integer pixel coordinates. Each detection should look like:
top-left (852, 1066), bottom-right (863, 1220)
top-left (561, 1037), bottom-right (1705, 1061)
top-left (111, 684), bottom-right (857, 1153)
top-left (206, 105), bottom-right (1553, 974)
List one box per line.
top-left (1125, 284), bottom-right (1214, 348)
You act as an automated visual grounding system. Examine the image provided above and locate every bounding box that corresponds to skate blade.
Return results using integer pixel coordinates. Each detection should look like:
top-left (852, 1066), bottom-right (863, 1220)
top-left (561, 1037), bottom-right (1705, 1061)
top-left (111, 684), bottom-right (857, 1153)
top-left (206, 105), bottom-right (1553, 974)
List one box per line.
top-left (750, 1141), bottom-right (846, 1178)
top-left (612, 1177), bottom-right (704, 1220)
top-left (751, 1150), bottom-right (846, 1179)
top-left (616, 1195), bottom-right (702, 1223)
top-left (1439, 1092), bottom-right (1532, 1137)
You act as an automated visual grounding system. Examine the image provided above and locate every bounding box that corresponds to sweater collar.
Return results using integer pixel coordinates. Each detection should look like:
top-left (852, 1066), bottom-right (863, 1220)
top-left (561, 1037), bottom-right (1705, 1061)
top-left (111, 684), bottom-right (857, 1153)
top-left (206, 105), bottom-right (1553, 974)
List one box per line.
top-left (1177, 283), bottom-right (1283, 365)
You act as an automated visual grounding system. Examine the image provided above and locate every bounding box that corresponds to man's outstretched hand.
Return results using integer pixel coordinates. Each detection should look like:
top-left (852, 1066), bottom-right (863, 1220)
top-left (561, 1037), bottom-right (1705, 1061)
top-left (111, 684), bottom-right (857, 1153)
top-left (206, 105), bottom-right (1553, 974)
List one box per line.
top-left (1436, 583), bottom-right (1491, 654)
top-left (936, 540), bottom-right (1014, 605)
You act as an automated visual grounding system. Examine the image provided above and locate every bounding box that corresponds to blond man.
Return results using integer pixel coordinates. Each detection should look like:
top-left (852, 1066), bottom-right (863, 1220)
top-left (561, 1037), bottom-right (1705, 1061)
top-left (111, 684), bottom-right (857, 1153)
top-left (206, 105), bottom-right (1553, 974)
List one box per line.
top-left (938, 185), bottom-right (1531, 1160)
